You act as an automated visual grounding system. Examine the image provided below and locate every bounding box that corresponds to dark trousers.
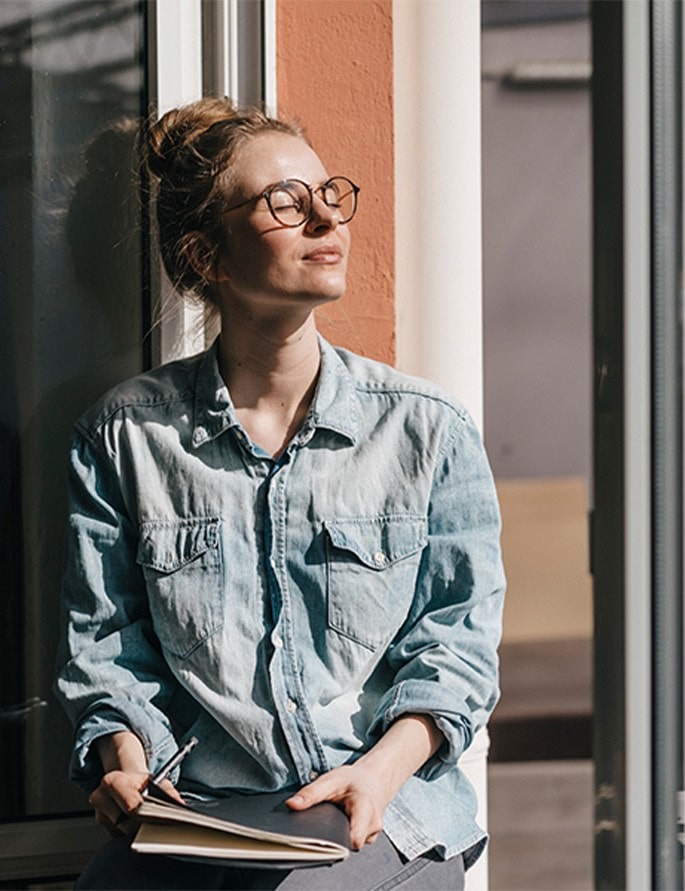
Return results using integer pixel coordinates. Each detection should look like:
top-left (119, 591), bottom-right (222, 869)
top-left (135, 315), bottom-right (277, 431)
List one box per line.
top-left (75, 832), bottom-right (465, 890)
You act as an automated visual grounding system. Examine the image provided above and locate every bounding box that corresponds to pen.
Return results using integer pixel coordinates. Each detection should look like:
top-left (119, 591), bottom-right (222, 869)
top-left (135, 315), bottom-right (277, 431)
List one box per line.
top-left (114, 736), bottom-right (199, 823)
top-left (144, 736), bottom-right (199, 795)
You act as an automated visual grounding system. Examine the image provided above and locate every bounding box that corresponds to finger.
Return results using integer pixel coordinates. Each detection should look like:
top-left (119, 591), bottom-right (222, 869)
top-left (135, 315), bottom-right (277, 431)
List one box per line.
top-left (90, 773), bottom-right (145, 830)
top-left (112, 814), bottom-right (140, 836)
top-left (349, 811), bottom-right (371, 849)
top-left (100, 772), bottom-right (145, 815)
top-left (347, 797), bottom-right (383, 850)
top-left (101, 819), bottom-right (124, 840)
top-left (344, 791), bottom-right (367, 849)
top-left (157, 778), bottom-right (185, 804)
top-left (90, 802), bottom-right (126, 838)
top-left (114, 810), bottom-right (132, 827)
top-left (100, 812), bottom-right (138, 839)
top-left (90, 787), bottom-right (123, 829)
top-left (285, 772), bottom-right (347, 810)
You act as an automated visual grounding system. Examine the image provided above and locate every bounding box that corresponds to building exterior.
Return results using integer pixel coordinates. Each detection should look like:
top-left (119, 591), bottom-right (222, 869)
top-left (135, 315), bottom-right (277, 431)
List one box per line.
top-left (1, 2), bottom-right (681, 889)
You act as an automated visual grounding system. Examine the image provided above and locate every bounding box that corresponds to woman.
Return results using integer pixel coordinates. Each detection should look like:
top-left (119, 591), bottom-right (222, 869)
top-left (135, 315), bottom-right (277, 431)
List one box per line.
top-left (56, 98), bottom-right (505, 890)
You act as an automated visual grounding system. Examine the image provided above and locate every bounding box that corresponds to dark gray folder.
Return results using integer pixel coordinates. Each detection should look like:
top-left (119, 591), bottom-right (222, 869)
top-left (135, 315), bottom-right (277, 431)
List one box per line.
top-left (132, 782), bottom-right (351, 869)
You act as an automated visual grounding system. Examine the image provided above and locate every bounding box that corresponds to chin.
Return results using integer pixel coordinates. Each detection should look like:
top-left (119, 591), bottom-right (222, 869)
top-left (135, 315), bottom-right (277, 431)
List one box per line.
top-left (311, 271), bottom-right (347, 300)
top-left (317, 283), bottom-right (346, 303)
top-left (298, 277), bottom-right (347, 305)
top-left (302, 289), bottom-right (344, 309)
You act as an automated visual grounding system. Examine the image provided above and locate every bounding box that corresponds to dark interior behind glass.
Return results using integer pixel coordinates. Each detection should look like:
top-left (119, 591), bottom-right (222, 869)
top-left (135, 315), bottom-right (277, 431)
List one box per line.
top-left (0, 0), bottom-right (149, 820)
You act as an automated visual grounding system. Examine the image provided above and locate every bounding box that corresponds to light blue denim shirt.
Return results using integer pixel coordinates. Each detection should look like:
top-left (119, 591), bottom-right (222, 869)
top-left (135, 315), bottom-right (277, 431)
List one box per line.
top-left (55, 337), bottom-right (504, 868)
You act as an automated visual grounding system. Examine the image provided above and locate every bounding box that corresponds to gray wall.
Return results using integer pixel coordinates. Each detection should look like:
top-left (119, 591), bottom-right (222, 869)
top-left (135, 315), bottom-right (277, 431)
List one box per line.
top-left (482, 17), bottom-right (591, 480)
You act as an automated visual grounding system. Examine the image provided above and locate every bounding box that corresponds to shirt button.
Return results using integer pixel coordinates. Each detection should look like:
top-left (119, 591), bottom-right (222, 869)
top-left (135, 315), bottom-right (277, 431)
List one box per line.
top-left (273, 634), bottom-right (283, 649)
top-left (373, 550), bottom-right (387, 566)
top-left (285, 699), bottom-right (298, 713)
top-left (308, 770), bottom-right (319, 781)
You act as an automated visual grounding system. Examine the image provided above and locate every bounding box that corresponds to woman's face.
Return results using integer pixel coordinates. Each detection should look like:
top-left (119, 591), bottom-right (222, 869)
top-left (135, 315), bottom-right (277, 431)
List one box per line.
top-left (214, 131), bottom-right (351, 318)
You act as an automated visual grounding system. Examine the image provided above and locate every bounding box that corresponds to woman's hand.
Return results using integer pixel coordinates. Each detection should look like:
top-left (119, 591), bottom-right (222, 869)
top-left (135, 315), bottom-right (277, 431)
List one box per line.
top-left (90, 769), bottom-right (184, 837)
top-left (90, 768), bottom-right (149, 837)
top-left (90, 731), bottom-right (184, 836)
top-left (286, 713), bottom-right (445, 850)
top-left (285, 762), bottom-right (392, 849)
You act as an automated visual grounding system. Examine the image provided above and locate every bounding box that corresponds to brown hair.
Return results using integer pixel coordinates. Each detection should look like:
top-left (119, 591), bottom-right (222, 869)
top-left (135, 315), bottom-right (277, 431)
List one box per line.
top-left (146, 97), bottom-right (305, 305)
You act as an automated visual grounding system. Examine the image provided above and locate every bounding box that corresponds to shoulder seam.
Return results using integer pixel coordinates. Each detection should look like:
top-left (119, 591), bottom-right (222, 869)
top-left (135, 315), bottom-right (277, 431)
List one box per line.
top-left (435, 412), bottom-right (471, 460)
top-left (76, 351), bottom-right (206, 439)
top-left (353, 382), bottom-right (468, 419)
top-left (85, 391), bottom-right (194, 438)
top-left (72, 420), bottom-right (115, 466)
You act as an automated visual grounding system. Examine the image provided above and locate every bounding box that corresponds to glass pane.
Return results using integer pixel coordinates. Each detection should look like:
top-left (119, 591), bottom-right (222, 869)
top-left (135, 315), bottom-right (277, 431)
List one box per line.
top-left (481, 7), bottom-right (594, 889)
top-left (0, 0), bottom-right (148, 818)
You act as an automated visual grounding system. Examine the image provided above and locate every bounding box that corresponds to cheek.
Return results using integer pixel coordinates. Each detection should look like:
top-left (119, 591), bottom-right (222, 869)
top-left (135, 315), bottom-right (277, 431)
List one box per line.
top-left (259, 233), bottom-right (301, 271)
top-left (225, 233), bottom-right (282, 275)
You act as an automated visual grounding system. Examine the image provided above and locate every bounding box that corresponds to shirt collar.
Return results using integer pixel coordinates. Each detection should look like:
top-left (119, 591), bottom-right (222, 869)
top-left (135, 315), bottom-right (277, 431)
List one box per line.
top-left (191, 336), bottom-right (359, 449)
top-left (309, 336), bottom-right (359, 444)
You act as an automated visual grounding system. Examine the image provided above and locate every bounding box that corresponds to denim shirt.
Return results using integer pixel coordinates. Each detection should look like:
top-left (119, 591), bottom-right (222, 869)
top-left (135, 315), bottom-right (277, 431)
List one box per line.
top-left (55, 337), bottom-right (504, 868)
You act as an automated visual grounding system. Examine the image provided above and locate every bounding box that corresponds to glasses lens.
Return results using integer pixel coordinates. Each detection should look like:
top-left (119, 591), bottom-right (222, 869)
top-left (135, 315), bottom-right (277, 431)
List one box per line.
top-left (322, 177), bottom-right (358, 223)
top-left (267, 181), bottom-right (310, 226)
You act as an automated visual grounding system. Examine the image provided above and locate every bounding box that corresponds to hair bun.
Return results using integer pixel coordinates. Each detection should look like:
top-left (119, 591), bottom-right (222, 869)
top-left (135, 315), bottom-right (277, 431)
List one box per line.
top-left (145, 98), bottom-right (240, 180)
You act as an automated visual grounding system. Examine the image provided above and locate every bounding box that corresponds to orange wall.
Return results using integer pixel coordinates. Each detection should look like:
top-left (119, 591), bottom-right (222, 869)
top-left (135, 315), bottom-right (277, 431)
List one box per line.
top-left (277, 0), bottom-right (395, 364)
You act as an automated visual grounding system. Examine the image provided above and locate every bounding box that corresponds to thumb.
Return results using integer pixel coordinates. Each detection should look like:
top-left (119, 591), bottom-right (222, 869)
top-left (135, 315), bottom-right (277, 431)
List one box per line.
top-left (285, 774), bottom-right (338, 811)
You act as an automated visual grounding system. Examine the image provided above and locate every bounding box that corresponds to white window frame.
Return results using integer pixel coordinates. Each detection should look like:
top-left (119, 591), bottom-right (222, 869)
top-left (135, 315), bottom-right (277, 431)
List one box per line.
top-left (148, 0), bottom-right (205, 362)
top-left (148, 0), bottom-right (274, 363)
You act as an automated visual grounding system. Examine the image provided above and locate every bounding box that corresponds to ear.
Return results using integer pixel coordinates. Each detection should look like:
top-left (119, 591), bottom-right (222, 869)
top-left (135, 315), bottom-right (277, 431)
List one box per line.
top-left (182, 232), bottom-right (230, 283)
top-left (212, 252), bottom-right (231, 283)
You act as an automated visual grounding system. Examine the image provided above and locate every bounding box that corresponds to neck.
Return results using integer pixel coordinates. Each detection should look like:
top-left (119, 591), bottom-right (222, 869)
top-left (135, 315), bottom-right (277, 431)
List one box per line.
top-left (217, 312), bottom-right (321, 456)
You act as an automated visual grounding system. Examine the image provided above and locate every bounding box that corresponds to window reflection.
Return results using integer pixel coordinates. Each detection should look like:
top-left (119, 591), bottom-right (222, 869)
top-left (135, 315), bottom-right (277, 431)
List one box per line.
top-left (0, 0), bottom-right (147, 818)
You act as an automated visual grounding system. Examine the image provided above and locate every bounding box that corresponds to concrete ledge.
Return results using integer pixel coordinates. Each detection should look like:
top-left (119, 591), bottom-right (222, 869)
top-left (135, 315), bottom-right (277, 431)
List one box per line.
top-left (0, 814), bottom-right (103, 884)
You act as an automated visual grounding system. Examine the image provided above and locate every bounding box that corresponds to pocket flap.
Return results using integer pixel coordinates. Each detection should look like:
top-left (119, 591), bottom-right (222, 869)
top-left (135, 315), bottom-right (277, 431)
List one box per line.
top-left (324, 516), bottom-right (427, 569)
top-left (136, 517), bottom-right (220, 573)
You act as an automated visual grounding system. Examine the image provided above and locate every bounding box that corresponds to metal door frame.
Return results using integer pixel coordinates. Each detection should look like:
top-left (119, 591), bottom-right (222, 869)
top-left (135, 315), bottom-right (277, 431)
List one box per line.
top-left (592, 1), bottom-right (683, 888)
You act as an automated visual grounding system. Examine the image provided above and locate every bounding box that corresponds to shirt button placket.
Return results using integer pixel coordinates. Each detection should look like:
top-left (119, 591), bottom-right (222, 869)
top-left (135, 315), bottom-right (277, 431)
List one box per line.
top-left (267, 464), bottom-right (313, 778)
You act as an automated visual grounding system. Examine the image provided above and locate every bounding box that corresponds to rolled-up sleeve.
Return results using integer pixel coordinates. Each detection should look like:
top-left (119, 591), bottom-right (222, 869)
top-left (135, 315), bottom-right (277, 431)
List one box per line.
top-left (367, 410), bottom-right (505, 779)
top-left (54, 428), bottom-right (179, 792)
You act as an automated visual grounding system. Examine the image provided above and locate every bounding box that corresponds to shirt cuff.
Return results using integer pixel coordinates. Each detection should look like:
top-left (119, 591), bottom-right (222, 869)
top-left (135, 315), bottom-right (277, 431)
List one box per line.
top-left (366, 679), bottom-right (472, 782)
top-left (71, 703), bottom-right (179, 792)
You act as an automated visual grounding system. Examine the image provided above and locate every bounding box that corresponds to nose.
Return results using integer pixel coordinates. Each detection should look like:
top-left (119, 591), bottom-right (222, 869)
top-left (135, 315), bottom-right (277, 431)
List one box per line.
top-left (304, 193), bottom-right (340, 234)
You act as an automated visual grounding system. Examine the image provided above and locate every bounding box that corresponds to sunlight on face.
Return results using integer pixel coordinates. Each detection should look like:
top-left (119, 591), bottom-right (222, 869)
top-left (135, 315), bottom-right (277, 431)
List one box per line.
top-left (215, 133), bottom-right (352, 319)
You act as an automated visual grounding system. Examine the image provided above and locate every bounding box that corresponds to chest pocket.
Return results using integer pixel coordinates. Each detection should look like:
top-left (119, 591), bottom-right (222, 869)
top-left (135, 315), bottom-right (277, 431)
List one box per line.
top-left (324, 515), bottom-right (428, 650)
top-left (136, 517), bottom-right (224, 659)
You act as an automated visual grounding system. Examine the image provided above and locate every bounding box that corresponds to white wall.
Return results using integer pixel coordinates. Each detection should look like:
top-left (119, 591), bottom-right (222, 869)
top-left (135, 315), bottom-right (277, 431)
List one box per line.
top-left (394, 4), bottom-right (489, 889)
top-left (394, 0), bottom-right (483, 429)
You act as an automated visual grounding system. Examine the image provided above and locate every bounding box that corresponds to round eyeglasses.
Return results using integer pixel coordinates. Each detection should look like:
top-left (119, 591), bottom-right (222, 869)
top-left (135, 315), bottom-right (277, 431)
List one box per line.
top-left (223, 176), bottom-right (360, 228)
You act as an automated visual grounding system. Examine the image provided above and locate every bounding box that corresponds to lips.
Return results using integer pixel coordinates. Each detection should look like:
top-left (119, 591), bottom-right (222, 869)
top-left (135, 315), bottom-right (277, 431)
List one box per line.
top-left (302, 244), bottom-right (343, 262)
